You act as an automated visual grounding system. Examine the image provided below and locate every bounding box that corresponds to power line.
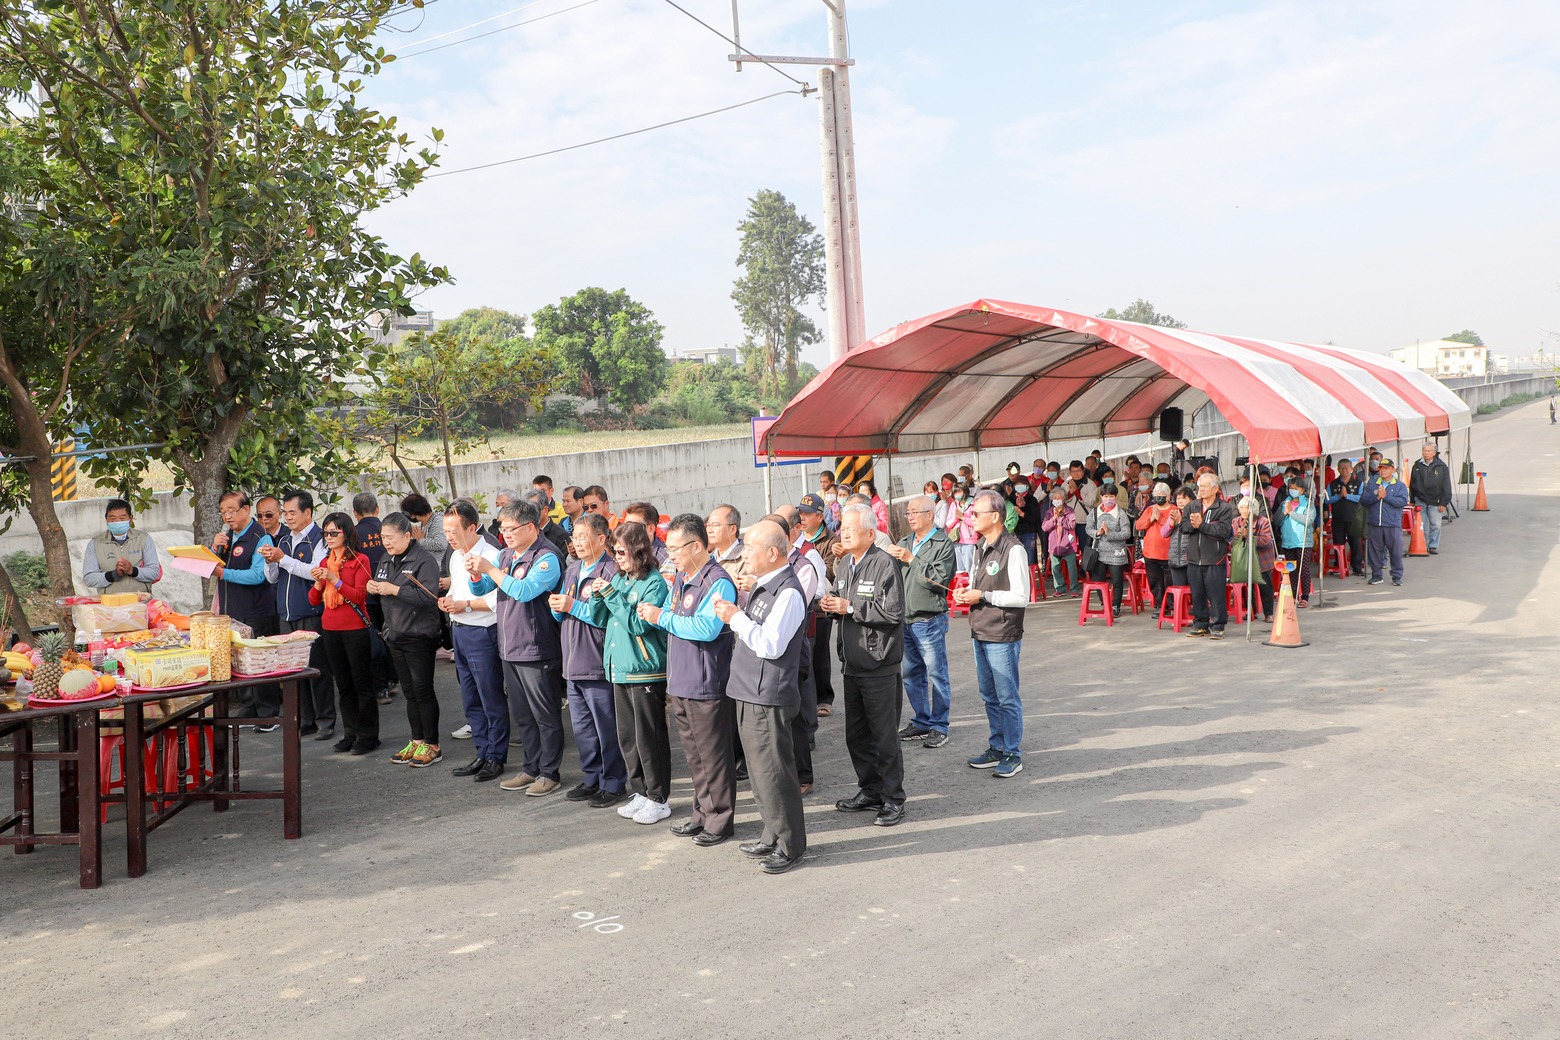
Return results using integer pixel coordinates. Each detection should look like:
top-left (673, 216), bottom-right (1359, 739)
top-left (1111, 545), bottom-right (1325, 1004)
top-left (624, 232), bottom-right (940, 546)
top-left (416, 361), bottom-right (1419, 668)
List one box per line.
top-left (399, 0), bottom-right (557, 47)
top-left (426, 89), bottom-right (802, 178)
top-left (659, 0), bottom-right (809, 90)
top-left (398, 0), bottom-right (602, 58)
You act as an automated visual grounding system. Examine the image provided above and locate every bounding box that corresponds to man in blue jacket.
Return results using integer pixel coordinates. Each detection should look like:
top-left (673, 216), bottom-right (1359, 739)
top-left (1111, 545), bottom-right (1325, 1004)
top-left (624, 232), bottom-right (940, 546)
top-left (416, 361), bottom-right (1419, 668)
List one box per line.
top-left (1361, 458), bottom-right (1411, 586)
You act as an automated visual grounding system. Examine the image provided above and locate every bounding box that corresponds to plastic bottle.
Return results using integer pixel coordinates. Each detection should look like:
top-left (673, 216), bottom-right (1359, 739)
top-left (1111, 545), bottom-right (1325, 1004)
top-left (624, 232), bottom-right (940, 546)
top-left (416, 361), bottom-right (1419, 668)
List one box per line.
top-left (89, 629), bottom-right (106, 670)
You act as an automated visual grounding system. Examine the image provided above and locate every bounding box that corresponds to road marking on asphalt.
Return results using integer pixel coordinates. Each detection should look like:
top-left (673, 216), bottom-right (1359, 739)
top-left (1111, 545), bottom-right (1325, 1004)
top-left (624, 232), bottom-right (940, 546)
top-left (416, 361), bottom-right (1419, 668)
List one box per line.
top-left (573, 910), bottom-right (625, 934)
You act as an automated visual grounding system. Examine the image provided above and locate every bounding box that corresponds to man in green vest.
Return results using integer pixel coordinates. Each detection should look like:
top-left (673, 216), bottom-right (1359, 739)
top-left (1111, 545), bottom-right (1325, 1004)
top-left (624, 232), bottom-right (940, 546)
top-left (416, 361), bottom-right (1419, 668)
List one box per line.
top-left (82, 498), bottom-right (163, 597)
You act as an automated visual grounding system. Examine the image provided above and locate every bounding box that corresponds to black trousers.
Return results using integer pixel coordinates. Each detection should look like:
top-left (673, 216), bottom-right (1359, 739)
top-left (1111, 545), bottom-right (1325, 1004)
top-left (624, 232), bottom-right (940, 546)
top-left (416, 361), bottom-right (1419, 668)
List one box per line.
top-left (388, 635), bottom-right (440, 744)
top-left (1277, 546), bottom-right (1313, 599)
top-left (614, 682), bottom-right (671, 804)
top-left (790, 634), bottom-right (819, 785)
top-left (366, 601), bottom-right (397, 691)
top-left (842, 671), bottom-right (906, 804)
top-left (670, 695), bottom-right (736, 836)
top-left (505, 659), bottom-right (565, 781)
top-left (1188, 563), bottom-right (1228, 630)
top-left (1144, 558), bottom-right (1170, 610)
top-left (738, 700), bottom-right (806, 859)
top-left (812, 615), bottom-right (837, 706)
top-left (1089, 560), bottom-right (1126, 609)
top-left (279, 615), bottom-right (334, 728)
top-left (321, 628), bottom-right (377, 748)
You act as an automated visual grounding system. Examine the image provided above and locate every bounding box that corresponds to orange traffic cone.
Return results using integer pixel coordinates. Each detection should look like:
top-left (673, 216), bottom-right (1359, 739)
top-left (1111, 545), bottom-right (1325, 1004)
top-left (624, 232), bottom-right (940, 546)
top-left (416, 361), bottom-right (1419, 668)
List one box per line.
top-left (1472, 472), bottom-right (1489, 511)
top-left (1406, 507), bottom-right (1429, 557)
top-left (1263, 562), bottom-right (1309, 648)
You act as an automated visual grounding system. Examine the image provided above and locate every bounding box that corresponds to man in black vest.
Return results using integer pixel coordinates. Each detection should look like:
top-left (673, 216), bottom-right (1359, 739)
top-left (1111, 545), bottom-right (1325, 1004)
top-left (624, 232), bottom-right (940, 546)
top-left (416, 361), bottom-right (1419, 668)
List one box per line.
top-left (262, 490), bottom-right (335, 739)
top-left (953, 490), bottom-right (1031, 778)
top-left (211, 490), bottom-right (280, 723)
top-left (712, 520), bottom-right (808, 874)
top-left (819, 502), bottom-right (908, 827)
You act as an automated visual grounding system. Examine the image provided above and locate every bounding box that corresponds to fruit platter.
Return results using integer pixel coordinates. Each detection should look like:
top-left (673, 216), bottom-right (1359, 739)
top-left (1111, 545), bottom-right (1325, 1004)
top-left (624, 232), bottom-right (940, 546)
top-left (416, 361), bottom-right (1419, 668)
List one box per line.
top-left (5, 633), bottom-right (124, 708)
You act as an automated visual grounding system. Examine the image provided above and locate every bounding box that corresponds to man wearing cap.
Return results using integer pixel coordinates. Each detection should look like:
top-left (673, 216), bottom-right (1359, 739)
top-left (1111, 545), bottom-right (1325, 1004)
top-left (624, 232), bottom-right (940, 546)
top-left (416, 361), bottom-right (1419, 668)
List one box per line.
top-left (1409, 442), bottom-right (1453, 555)
top-left (888, 494), bottom-right (955, 749)
top-left (1361, 457), bottom-right (1410, 586)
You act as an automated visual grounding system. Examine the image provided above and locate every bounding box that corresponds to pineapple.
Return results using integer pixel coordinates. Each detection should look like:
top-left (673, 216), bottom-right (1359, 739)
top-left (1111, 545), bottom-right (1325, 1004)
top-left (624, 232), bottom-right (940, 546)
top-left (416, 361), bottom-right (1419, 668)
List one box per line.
top-left (31, 632), bottom-right (67, 700)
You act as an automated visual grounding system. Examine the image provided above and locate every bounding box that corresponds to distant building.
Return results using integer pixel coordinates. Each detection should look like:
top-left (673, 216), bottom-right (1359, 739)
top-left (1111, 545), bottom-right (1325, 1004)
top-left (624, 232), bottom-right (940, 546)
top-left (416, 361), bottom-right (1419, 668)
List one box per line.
top-left (1388, 340), bottom-right (1491, 378)
top-left (678, 346), bottom-right (739, 365)
top-left (368, 309), bottom-right (438, 348)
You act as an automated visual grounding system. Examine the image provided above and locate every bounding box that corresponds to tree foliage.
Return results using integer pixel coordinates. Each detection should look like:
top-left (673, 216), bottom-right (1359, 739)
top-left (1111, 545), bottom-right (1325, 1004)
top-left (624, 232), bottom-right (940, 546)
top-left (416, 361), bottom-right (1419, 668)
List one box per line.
top-left (532, 288), bottom-right (666, 410)
top-left (1443, 329), bottom-right (1485, 346)
top-left (0, 0), bottom-right (446, 609)
top-left (363, 327), bottom-right (558, 499)
top-left (1098, 299), bottom-right (1189, 329)
top-left (731, 189), bottom-right (825, 397)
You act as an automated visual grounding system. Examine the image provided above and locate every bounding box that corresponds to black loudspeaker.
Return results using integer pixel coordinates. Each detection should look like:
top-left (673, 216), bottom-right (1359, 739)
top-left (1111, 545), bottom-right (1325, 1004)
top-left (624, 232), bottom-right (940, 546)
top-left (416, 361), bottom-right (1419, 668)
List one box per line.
top-left (1159, 407), bottom-right (1184, 442)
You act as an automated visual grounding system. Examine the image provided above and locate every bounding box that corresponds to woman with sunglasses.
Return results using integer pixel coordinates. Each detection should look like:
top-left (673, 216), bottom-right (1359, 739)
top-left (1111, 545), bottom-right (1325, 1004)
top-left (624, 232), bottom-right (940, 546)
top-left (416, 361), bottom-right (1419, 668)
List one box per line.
top-left (591, 521), bottom-right (672, 825)
top-left (308, 512), bottom-right (378, 754)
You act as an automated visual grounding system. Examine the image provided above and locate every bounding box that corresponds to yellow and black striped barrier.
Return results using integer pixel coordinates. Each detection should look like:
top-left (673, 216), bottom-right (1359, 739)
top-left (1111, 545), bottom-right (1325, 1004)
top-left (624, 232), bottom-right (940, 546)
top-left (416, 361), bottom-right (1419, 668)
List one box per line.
top-left (50, 438), bottom-right (77, 502)
top-left (833, 455), bottom-right (875, 489)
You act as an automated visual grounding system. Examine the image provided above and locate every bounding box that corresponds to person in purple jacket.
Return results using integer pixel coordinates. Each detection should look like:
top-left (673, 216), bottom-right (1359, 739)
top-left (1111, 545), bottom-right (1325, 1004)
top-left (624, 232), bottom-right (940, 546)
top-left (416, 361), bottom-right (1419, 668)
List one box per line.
top-left (548, 512), bottom-right (627, 808)
top-left (636, 514), bottom-right (738, 846)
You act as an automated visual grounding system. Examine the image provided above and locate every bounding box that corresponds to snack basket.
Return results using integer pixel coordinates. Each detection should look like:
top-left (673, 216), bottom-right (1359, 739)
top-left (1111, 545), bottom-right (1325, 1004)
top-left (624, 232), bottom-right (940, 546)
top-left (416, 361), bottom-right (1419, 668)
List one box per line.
top-left (232, 631), bottom-right (318, 676)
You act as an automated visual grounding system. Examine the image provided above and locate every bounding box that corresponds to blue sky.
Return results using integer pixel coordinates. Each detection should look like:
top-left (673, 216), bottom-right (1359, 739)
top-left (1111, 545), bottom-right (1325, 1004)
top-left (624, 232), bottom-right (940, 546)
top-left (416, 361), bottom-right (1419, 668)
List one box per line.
top-left (365, 0), bottom-right (1560, 367)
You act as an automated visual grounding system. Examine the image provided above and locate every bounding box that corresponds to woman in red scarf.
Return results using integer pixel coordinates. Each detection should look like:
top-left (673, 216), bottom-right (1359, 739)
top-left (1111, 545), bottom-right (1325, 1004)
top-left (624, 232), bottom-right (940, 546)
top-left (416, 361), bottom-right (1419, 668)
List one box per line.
top-left (309, 511), bottom-right (377, 754)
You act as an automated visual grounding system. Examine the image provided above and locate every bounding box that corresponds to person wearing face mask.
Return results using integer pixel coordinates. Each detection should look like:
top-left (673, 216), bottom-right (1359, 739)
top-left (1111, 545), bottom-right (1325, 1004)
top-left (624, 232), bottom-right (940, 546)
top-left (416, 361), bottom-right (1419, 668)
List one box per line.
top-left (933, 473), bottom-right (959, 529)
top-left (1044, 464), bottom-right (1062, 491)
top-left (1041, 489), bottom-right (1080, 596)
top-left (1000, 461), bottom-right (1023, 500)
top-left (1276, 478), bottom-right (1315, 606)
top-left (945, 484), bottom-right (979, 574)
top-left (826, 484), bottom-right (849, 534)
top-left (83, 499), bottom-right (164, 597)
top-left (1006, 475), bottom-right (1043, 565)
top-left (1134, 483), bottom-right (1177, 610)
top-left (1231, 497), bottom-right (1277, 623)
top-left (1089, 486), bottom-right (1133, 618)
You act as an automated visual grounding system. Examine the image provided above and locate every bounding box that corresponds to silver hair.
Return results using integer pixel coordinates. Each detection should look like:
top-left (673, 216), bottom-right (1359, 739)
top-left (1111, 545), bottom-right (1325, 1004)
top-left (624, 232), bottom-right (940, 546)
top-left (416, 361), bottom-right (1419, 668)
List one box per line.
top-left (972, 489), bottom-right (1005, 516)
top-left (908, 493), bottom-right (936, 514)
top-left (495, 488), bottom-right (520, 505)
top-left (1196, 472), bottom-right (1221, 489)
top-left (840, 502), bottom-right (877, 532)
top-left (1152, 482), bottom-right (1171, 499)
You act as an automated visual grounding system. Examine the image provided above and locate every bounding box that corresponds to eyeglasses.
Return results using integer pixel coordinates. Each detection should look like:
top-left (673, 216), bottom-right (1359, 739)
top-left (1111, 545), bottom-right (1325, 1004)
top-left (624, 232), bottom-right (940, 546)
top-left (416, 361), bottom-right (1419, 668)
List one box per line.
top-left (323, 530), bottom-right (344, 538)
top-left (257, 511), bottom-right (277, 519)
top-left (499, 525), bottom-right (525, 535)
top-left (664, 540), bottom-right (697, 554)
top-left (583, 502), bottom-right (602, 512)
top-left (611, 548), bottom-right (628, 556)
top-left (971, 508), bottom-right (1001, 517)
top-left (906, 508), bottom-right (933, 515)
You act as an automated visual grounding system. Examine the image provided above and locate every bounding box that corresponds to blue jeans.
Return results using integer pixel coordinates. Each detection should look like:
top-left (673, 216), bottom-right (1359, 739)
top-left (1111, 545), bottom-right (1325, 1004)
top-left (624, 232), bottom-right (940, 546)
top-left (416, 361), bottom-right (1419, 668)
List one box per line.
top-left (1018, 531), bottom-right (1038, 565)
top-left (1420, 502), bottom-right (1443, 549)
top-left (451, 623), bottom-right (509, 763)
top-left (901, 614), bottom-right (951, 734)
top-left (972, 638), bottom-right (1023, 755)
top-left (567, 678), bottom-right (627, 792)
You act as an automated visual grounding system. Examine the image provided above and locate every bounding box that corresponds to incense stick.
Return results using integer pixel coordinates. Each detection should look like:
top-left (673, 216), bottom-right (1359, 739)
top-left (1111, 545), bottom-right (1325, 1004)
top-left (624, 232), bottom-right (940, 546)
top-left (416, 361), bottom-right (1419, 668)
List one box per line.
top-left (400, 569), bottom-right (439, 598)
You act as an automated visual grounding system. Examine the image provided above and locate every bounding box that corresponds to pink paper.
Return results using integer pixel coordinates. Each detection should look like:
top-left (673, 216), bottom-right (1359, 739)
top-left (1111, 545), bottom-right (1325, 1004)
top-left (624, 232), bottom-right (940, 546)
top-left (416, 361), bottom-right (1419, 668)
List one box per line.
top-left (169, 556), bottom-right (219, 579)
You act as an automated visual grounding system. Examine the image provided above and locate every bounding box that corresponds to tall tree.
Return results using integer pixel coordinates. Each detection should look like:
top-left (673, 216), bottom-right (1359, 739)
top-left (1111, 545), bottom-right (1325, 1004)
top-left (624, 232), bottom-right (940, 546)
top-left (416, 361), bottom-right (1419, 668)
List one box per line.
top-left (0, 0), bottom-right (446, 609)
top-left (1443, 329), bottom-right (1485, 346)
top-left (731, 189), bottom-right (825, 396)
top-left (1098, 300), bottom-right (1189, 329)
top-left (532, 288), bottom-right (667, 410)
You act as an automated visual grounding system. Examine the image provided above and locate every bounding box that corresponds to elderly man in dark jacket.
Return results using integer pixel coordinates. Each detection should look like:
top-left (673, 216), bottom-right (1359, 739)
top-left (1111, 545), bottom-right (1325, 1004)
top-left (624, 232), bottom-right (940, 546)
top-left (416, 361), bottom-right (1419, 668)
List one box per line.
top-left (820, 501), bottom-right (908, 827)
top-left (1179, 473), bottom-right (1235, 639)
top-left (1409, 442), bottom-right (1453, 555)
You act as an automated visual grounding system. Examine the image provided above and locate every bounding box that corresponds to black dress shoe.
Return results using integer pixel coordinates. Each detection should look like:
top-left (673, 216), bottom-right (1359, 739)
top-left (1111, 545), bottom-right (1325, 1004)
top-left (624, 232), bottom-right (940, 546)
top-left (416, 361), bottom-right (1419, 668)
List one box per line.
top-left (835, 791), bottom-right (885, 813)
top-left (313, 727), bottom-right (336, 742)
top-left (452, 757), bottom-right (487, 777)
top-left (873, 802), bottom-right (906, 827)
top-left (740, 840), bottom-right (777, 859)
top-left (760, 851), bottom-right (804, 875)
top-left (332, 738), bottom-right (355, 753)
top-left (350, 740), bottom-right (381, 756)
top-left (565, 783), bottom-right (599, 802)
top-left (474, 760), bottom-right (505, 783)
top-left (298, 724), bottom-right (318, 736)
top-left (588, 788), bottom-right (624, 809)
top-left (734, 763), bottom-right (749, 781)
top-left (692, 830), bottom-right (732, 847)
top-left (670, 820), bottom-right (705, 838)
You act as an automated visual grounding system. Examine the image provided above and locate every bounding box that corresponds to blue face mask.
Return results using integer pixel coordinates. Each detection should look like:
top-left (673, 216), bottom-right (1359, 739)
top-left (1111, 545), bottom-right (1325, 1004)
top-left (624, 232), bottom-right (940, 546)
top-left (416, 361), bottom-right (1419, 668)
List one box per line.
top-left (107, 520), bottom-right (131, 537)
top-left (1288, 489), bottom-right (1301, 499)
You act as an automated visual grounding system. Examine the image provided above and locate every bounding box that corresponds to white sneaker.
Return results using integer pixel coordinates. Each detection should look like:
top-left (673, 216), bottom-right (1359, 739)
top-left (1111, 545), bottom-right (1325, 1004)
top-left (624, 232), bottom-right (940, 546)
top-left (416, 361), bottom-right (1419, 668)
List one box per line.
top-left (451, 724), bottom-right (472, 740)
top-left (617, 793), bottom-right (647, 819)
top-left (632, 799), bottom-right (671, 825)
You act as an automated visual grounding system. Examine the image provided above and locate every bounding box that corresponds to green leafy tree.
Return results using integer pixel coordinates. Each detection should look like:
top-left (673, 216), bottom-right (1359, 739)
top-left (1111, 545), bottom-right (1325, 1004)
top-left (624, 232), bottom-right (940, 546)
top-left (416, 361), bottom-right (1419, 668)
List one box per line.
top-left (732, 189), bottom-right (825, 396)
top-left (364, 327), bottom-right (557, 497)
top-left (1098, 300), bottom-right (1189, 329)
top-left (0, 0), bottom-right (446, 605)
top-left (1443, 329), bottom-right (1484, 346)
top-left (439, 307), bottom-right (535, 429)
top-left (532, 288), bottom-right (667, 410)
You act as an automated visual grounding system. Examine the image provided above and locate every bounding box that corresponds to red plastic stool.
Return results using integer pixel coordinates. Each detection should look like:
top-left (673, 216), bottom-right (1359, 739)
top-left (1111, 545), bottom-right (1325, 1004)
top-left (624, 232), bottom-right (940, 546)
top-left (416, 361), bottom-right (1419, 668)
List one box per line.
top-left (947, 573), bottom-right (971, 618)
top-left (1028, 564), bottom-right (1046, 602)
top-left (1327, 542), bottom-right (1350, 578)
top-left (1157, 585), bottom-right (1193, 632)
top-left (1401, 506), bottom-right (1418, 533)
top-left (1125, 562), bottom-right (1151, 615)
top-left (98, 731), bottom-right (162, 823)
top-left (160, 723), bottom-right (216, 803)
top-left (1226, 583), bottom-right (1248, 624)
top-left (1078, 581), bottom-right (1114, 626)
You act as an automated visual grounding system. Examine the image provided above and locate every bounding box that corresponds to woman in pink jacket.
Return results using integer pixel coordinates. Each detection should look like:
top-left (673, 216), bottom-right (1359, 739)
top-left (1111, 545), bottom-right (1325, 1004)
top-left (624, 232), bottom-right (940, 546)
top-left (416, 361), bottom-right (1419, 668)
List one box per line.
top-left (1041, 490), bottom-right (1082, 596)
top-left (943, 486), bottom-right (980, 574)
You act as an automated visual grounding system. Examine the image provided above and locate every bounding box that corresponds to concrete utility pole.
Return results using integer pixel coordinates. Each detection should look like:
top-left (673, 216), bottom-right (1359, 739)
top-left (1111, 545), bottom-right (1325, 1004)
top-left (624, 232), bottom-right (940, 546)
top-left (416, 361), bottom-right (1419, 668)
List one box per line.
top-left (729, 0), bottom-right (865, 362)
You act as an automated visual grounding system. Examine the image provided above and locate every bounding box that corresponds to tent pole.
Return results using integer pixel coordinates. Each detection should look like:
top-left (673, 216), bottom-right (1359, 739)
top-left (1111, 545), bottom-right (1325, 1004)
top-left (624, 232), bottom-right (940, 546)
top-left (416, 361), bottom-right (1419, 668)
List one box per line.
top-left (882, 450), bottom-right (895, 539)
top-left (1245, 457), bottom-right (1256, 641)
top-left (764, 449), bottom-right (774, 514)
top-left (1312, 452), bottom-right (1325, 607)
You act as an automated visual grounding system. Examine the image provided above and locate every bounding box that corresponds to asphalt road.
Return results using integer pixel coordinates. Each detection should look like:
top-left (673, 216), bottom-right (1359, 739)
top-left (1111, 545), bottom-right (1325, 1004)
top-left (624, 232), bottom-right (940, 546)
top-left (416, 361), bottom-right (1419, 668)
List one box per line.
top-left (6, 398), bottom-right (1558, 1040)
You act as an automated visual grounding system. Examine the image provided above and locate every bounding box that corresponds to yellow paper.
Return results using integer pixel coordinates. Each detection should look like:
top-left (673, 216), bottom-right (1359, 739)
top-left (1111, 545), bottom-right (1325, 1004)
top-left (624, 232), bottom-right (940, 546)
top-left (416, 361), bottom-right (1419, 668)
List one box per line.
top-left (167, 545), bottom-right (225, 564)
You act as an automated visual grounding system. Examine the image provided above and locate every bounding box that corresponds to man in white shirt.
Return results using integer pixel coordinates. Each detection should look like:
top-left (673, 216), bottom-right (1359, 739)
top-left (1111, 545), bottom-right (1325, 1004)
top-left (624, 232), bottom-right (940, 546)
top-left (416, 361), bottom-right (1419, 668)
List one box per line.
top-left (440, 502), bottom-right (506, 783)
top-left (712, 520), bottom-right (808, 875)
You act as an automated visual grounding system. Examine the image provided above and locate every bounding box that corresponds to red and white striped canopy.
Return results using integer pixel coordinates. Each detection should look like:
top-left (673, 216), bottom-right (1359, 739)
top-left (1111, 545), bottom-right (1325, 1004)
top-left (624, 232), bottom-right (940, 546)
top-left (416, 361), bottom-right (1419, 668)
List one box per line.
top-left (764, 300), bottom-right (1471, 463)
